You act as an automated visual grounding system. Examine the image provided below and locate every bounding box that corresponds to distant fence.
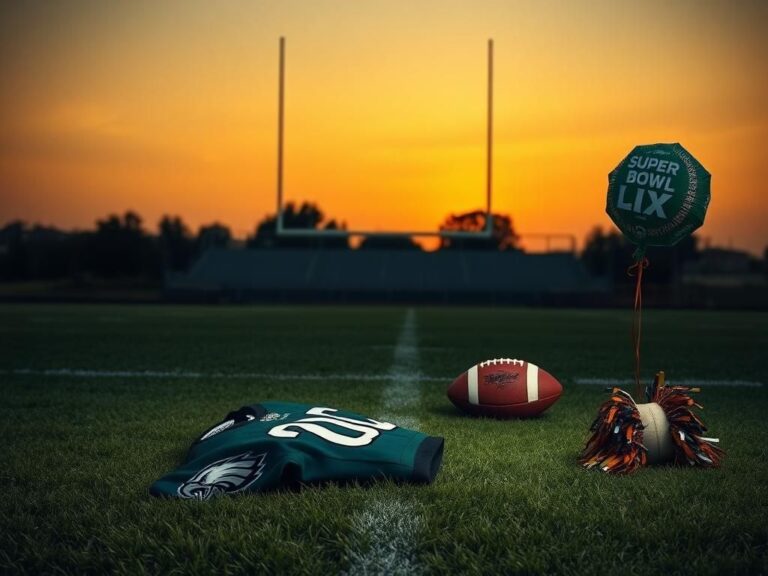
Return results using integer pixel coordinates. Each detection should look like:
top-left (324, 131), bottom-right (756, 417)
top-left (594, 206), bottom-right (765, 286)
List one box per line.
top-left (516, 234), bottom-right (577, 254)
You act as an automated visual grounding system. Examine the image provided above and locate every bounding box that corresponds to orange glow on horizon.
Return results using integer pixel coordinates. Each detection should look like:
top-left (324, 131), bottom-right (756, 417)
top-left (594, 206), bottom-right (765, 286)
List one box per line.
top-left (1, 1), bottom-right (766, 254)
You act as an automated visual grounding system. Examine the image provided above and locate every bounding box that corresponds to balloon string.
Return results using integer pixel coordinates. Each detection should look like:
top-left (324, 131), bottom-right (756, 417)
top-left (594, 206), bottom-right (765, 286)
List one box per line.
top-left (628, 257), bottom-right (649, 399)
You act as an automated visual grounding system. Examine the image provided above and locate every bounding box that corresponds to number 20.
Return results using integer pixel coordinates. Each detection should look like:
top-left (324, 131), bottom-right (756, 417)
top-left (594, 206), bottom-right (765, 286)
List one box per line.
top-left (268, 407), bottom-right (396, 447)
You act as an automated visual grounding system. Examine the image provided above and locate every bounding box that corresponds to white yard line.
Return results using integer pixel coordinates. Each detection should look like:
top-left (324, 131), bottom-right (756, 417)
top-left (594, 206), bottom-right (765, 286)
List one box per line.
top-left (343, 500), bottom-right (423, 576)
top-left (4, 369), bottom-right (761, 389)
top-left (382, 308), bottom-right (421, 414)
top-left (3, 369), bottom-right (761, 389)
top-left (1, 367), bottom-right (449, 383)
top-left (343, 308), bottom-right (424, 576)
top-left (574, 377), bottom-right (763, 388)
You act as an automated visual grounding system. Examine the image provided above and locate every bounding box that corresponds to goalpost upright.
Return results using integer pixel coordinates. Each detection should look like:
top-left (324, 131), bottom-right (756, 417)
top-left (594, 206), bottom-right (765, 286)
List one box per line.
top-left (275, 37), bottom-right (495, 239)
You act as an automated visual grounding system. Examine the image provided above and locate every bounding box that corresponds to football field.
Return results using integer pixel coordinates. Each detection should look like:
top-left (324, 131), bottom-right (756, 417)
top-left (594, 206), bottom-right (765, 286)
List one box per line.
top-left (1, 304), bottom-right (766, 575)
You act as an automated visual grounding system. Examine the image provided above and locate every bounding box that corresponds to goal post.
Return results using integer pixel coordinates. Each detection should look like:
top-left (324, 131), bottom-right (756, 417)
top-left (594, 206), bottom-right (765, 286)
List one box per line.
top-left (275, 37), bottom-right (495, 239)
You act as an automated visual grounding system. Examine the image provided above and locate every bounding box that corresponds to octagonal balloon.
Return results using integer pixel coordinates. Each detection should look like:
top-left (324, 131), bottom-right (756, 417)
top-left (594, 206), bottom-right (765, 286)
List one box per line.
top-left (606, 143), bottom-right (711, 251)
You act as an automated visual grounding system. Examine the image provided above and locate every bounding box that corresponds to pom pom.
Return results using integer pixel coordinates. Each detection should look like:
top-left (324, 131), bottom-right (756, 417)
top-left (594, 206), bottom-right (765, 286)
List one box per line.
top-left (650, 377), bottom-right (725, 468)
top-left (579, 388), bottom-right (647, 474)
top-left (580, 372), bottom-right (724, 474)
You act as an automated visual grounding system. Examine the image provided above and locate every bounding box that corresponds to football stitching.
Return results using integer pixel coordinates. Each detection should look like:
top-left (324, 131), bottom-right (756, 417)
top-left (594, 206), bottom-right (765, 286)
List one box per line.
top-left (478, 358), bottom-right (525, 368)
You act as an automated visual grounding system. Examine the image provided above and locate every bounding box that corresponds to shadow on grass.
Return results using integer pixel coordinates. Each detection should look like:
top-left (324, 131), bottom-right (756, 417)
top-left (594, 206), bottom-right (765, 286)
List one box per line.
top-left (425, 402), bottom-right (552, 421)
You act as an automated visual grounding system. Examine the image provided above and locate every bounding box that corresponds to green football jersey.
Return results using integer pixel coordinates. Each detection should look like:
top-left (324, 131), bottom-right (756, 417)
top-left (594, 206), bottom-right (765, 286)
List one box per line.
top-left (150, 401), bottom-right (444, 500)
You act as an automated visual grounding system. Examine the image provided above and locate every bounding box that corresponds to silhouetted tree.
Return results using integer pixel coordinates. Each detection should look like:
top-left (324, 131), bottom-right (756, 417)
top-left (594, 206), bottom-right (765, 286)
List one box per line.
top-left (358, 235), bottom-right (422, 250)
top-left (0, 221), bottom-right (28, 280)
top-left (195, 223), bottom-right (232, 254)
top-left (648, 234), bottom-right (699, 284)
top-left (581, 227), bottom-right (632, 281)
top-left (84, 211), bottom-right (160, 278)
top-left (439, 211), bottom-right (520, 251)
top-left (1, 221), bottom-right (85, 280)
top-left (158, 215), bottom-right (194, 271)
top-left (248, 202), bottom-right (349, 249)
top-left (581, 226), bottom-right (699, 284)
top-left (764, 246), bottom-right (768, 276)
top-left (2, 213), bottom-right (218, 281)
top-left (25, 225), bottom-right (75, 279)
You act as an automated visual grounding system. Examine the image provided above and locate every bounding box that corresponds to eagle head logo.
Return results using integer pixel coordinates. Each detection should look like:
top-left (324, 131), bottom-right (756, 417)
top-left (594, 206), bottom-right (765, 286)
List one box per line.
top-left (178, 452), bottom-right (266, 500)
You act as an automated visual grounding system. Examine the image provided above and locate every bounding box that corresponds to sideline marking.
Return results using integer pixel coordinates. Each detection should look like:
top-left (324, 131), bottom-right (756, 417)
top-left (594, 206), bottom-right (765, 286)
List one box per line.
top-left (574, 377), bottom-right (763, 388)
top-left (344, 308), bottom-right (424, 576)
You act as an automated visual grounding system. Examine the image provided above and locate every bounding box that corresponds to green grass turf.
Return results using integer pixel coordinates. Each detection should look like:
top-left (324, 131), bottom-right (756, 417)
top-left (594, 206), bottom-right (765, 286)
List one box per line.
top-left (1, 304), bottom-right (766, 575)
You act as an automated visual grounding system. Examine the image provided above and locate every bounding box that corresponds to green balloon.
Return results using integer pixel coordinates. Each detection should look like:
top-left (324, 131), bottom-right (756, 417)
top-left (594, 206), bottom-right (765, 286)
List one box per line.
top-left (606, 143), bottom-right (711, 251)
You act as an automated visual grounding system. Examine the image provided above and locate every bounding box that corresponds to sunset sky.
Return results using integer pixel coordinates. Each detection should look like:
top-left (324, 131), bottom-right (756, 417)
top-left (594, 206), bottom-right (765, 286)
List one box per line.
top-left (1, 0), bottom-right (767, 253)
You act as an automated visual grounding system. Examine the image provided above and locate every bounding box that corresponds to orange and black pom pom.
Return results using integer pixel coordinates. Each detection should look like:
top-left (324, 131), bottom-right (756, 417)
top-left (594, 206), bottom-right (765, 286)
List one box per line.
top-left (581, 372), bottom-right (724, 474)
top-left (580, 388), bottom-right (647, 474)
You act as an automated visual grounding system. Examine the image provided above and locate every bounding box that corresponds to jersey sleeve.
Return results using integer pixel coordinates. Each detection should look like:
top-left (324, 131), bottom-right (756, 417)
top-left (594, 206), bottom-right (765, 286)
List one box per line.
top-left (412, 435), bottom-right (444, 484)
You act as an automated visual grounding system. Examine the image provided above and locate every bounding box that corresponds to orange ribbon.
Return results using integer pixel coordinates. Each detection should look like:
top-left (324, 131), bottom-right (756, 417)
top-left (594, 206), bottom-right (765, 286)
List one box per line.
top-left (627, 257), bottom-right (649, 399)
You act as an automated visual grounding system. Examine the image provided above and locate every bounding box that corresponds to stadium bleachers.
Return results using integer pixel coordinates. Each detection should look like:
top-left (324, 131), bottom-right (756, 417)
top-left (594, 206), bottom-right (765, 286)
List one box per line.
top-left (166, 248), bottom-right (608, 303)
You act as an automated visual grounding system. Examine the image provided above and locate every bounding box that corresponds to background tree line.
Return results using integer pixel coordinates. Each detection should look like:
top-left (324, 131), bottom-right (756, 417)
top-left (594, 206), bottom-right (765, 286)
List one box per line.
top-left (0, 201), bottom-right (523, 282)
top-left (1, 201), bottom-right (764, 283)
top-left (0, 212), bottom-right (231, 282)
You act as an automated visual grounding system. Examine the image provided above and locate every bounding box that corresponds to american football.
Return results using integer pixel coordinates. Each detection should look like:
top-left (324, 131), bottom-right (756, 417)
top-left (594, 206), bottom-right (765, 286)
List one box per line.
top-left (447, 358), bottom-right (563, 417)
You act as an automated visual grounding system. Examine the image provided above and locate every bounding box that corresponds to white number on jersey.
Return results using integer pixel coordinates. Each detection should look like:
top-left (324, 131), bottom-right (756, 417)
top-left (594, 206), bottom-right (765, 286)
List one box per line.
top-left (268, 407), bottom-right (396, 447)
